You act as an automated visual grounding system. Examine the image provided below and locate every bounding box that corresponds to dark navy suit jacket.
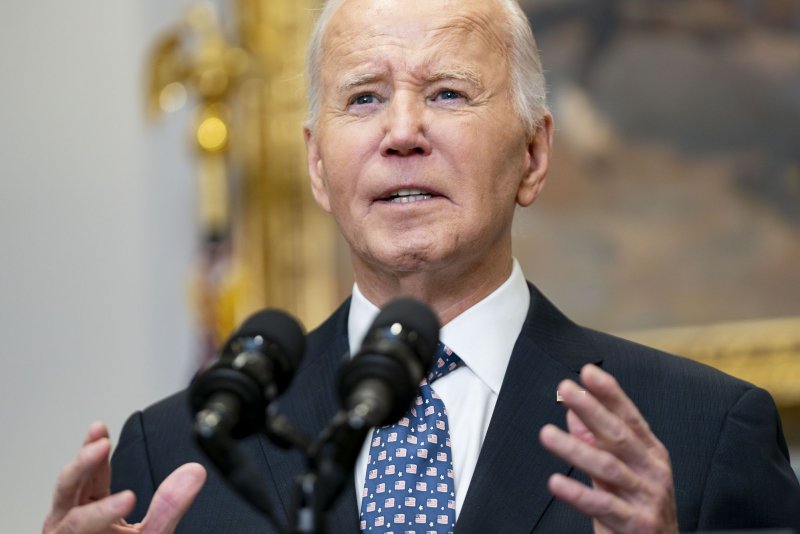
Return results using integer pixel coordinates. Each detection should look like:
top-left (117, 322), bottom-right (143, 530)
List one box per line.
top-left (111, 284), bottom-right (800, 532)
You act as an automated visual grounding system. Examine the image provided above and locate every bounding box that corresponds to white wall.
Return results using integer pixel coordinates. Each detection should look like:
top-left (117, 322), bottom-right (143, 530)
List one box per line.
top-left (0, 2), bottom-right (198, 531)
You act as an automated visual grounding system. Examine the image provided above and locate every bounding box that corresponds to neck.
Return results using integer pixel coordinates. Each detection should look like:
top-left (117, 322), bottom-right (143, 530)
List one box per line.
top-left (352, 250), bottom-right (514, 326)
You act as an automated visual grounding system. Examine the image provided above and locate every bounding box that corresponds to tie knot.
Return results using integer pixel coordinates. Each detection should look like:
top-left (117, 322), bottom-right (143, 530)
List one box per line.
top-left (427, 343), bottom-right (462, 383)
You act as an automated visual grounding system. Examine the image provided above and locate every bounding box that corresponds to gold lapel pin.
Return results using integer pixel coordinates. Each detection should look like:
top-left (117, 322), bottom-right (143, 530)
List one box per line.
top-left (556, 389), bottom-right (587, 403)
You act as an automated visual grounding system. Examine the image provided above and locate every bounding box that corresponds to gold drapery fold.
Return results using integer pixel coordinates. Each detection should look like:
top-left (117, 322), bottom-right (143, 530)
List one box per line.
top-left (148, 0), bottom-right (340, 352)
top-left (233, 0), bottom-right (340, 331)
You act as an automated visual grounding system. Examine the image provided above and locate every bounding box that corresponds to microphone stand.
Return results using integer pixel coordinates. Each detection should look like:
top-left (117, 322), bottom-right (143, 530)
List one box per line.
top-left (289, 408), bottom-right (374, 534)
top-left (193, 383), bottom-right (375, 534)
top-left (290, 471), bottom-right (325, 534)
top-left (195, 400), bottom-right (318, 533)
top-left (194, 392), bottom-right (278, 520)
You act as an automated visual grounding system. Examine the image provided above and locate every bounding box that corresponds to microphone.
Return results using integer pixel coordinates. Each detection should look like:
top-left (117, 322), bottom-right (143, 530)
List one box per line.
top-left (190, 308), bottom-right (306, 441)
top-left (309, 298), bottom-right (439, 514)
top-left (189, 309), bottom-right (305, 521)
top-left (338, 297), bottom-right (440, 428)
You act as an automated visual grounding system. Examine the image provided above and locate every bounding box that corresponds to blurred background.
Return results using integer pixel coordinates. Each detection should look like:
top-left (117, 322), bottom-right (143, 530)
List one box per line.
top-left (1, 0), bottom-right (798, 531)
top-left (518, 0), bottom-right (800, 330)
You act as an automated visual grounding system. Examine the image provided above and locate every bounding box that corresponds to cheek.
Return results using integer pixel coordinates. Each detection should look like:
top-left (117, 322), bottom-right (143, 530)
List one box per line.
top-left (436, 112), bottom-right (525, 179)
top-left (319, 160), bottom-right (372, 231)
top-left (320, 121), bottom-right (381, 191)
top-left (465, 150), bottom-right (528, 231)
top-left (317, 144), bottom-right (355, 196)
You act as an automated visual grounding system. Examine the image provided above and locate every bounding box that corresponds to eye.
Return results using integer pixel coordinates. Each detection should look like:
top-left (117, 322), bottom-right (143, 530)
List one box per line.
top-left (433, 89), bottom-right (465, 102)
top-left (350, 93), bottom-right (379, 106)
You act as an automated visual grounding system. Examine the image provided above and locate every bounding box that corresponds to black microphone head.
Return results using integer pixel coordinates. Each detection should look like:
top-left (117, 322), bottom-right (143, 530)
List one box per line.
top-left (370, 298), bottom-right (440, 361)
top-left (233, 308), bottom-right (306, 374)
top-left (339, 297), bottom-right (440, 426)
top-left (218, 308), bottom-right (306, 399)
top-left (190, 308), bottom-right (305, 439)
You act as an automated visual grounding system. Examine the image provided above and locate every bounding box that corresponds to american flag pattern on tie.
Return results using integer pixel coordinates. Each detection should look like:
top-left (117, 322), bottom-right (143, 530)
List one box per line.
top-left (360, 343), bottom-right (462, 533)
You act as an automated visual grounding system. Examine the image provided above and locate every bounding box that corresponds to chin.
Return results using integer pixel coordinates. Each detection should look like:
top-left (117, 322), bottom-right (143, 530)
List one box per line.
top-left (371, 241), bottom-right (461, 275)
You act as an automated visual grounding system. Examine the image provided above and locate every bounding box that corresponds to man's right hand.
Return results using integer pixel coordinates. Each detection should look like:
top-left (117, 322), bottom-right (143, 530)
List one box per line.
top-left (43, 422), bottom-right (206, 534)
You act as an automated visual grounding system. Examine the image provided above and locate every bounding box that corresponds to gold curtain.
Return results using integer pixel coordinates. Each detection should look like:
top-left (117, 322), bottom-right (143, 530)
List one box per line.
top-left (233, 0), bottom-right (342, 331)
top-left (148, 0), bottom-right (342, 349)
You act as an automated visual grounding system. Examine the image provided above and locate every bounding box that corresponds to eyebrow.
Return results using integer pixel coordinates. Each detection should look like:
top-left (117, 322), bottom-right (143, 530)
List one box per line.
top-left (336, 66), bottom-right (483, 94)
top-left (337, 72), bottom-right (385, 95)
top-left (428, 67), bottom-right (483, 89)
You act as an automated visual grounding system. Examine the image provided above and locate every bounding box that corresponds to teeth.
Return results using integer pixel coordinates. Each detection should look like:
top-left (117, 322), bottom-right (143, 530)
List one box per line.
top-left (386, 188), bottom-right (433, 203)
top-left (394, 188), bottom-right (427, 197)
top-left (391, 194), bottom-right (432, 203)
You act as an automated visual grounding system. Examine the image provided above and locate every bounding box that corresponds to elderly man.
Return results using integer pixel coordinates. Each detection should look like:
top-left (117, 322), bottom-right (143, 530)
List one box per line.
top-left (44, 0), bottom-right (800, 533)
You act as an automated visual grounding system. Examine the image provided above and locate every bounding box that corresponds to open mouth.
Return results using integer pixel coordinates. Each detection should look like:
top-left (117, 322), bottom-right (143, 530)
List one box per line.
top-left (383, 188), bottom-right (434, 204)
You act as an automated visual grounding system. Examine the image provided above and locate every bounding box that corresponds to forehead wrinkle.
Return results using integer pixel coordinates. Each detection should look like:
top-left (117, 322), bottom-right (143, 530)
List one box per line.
top-left (429, 10), bottom-right (510, 59)
top-left (321, 18), bottom-right (387, 77)
top-left (335, 62), bottom-right (484, 98)
top-left (321, 0), bottom-right (509, 96)
top-left (322, 26), bottom-right (415, 92)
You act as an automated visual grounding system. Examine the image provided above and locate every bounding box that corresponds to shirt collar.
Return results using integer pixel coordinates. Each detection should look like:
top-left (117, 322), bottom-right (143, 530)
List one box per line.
top-left (347, 258), bottom-right (530, 394)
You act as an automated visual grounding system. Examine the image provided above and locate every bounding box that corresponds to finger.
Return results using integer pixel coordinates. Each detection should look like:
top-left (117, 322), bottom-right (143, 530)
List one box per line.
top-left (547, 474), bottom-right (645, 534)
top-left (81, 422), bottom-right (112, 503)
top-left (48, 491), bottom-right (135, 534)
top-left (82, 421), bottom-right (110, 445)
top-left (564, 411), bottom-right (613, 493)
top-left (566, 409), bottom-right (596, 447)
top-left (576, 367), bottom-right (673, 475)
top-left (580, 364), bottom-right (657, 447)
top-left (140, 463), bottom-right (207, 534)
top-left (557, 379), bottom-right (648, 467)
top-left (49, 438), bottom-right (112, 523)
top-left (540, 424), bottom-right (640, 492)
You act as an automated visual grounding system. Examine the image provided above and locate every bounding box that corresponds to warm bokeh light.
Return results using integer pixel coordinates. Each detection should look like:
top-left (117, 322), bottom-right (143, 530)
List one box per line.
top-left (196, 115), bottom-right (227, 152)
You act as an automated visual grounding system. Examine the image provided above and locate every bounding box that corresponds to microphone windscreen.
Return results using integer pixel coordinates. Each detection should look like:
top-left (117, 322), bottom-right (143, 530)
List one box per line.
top-left (371, 298), bottom-right (440, 358)
top-left (236, 309), bottom-right (306, 372)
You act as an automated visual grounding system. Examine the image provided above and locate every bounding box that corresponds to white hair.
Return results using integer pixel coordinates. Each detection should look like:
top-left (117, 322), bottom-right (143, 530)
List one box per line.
top-left (304, 0), bottom-right (549, 137)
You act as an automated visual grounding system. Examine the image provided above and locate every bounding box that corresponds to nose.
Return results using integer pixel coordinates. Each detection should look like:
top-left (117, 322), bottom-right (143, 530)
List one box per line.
top-left (379, 93), bottom-right (431, 157)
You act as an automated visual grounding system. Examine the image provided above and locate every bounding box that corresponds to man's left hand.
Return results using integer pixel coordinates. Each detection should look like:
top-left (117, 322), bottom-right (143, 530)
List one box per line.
top-left (539, 364), bottom-right (678, 534)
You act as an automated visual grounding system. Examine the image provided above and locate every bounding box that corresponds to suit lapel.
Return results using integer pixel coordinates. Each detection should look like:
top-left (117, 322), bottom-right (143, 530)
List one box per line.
top-left (456, 284), bottom-right (600, 533)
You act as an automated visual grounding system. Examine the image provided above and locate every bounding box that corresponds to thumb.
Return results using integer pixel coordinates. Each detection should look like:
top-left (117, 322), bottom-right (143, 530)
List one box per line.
top-left (140, 463), bottom-right (206, 534)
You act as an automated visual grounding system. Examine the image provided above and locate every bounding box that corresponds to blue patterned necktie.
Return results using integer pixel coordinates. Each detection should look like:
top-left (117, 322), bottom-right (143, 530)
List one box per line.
top-left (360, 343), bottom-right (462, 533)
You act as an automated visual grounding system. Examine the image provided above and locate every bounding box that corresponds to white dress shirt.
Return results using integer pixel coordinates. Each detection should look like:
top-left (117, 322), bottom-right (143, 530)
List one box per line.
top-left (349, 259), bottom-right (531, 518)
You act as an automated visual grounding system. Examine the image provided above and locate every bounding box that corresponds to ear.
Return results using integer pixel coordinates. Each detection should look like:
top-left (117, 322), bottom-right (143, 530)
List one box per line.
top-left (304, 125), bottom-right (331, 213)
top-left (516, 113), bottom-right (554, 207)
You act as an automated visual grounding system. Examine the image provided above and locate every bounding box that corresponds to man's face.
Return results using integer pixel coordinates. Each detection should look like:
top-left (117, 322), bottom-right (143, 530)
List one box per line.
top-left (306, 0), bottom-right (549, 278)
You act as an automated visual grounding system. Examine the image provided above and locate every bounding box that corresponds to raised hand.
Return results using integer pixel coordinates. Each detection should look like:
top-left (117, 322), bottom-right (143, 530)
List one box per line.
top-left (43, 422), bottom-right (206, 534)
top-left (539, 364), bottom-right (678, 534)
